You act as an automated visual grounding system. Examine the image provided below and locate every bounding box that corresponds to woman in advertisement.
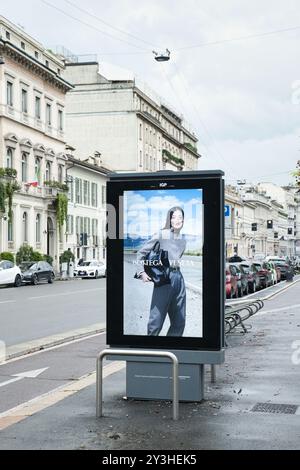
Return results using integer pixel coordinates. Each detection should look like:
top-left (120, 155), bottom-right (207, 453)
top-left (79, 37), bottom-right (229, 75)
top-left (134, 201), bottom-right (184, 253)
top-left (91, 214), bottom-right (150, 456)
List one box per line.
top-left (136, 206), bottom-right (187, 337)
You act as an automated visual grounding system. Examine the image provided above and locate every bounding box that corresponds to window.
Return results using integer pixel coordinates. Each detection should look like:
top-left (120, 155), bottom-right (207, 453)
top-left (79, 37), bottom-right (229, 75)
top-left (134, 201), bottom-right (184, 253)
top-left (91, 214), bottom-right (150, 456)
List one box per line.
top-left (21, 41), bottom-right (25, 50)
top-left (92, 219), bottom-right (98, 245)
top-left (6, 148), bottom-right (13, 168)
top-left (84, 217), bottom-right (90, 236)
top-left (8, 212), bottom-right (13, 242)
top-left (35, 157), bottom-right (41, 185)
top-left (67, 215), bottom-right (74, 234)
top-left (35, 96), bottom-right (41, 119)
top-left (83, 180), bottom-right (90, 206)
top-left (21, 153), bottom-right (27, 182)
top-left (46, 103), bottom-right (51, 126)
top-left (57, 68), bottom-right (61, 76)
top-left (6, 31), bottom-right (10, 40)
top-left (45, 60), bottom-right (49, 68)
top-left (75, 178), bottom-right (82, 204)
top-left (58, 109), bottom-right (63, 131)
top-left (45, 161), bottom-right (51, 182)
top-left (68, 180), bottom-right (74, 202)
top-left (58, 165), bottom-right (63, 183)
top-left (36, 214), bottom-right (41, 243)
top-left (22, 212), bottom-right (28, 242)
top-left (139, 151), bottom-right (142, 167)
top-left (139, 123), bottom-right (142, 140)
top-left (35, 51), bottom-right (39, 59)
top-left (91, 183), bottom-right (98, 207)
top-left (6, 81), bottom-right (13, 106)
top-left (101, 185), bottom-right (106, 205)
top-left (21, 88), bottom-right (28, 113)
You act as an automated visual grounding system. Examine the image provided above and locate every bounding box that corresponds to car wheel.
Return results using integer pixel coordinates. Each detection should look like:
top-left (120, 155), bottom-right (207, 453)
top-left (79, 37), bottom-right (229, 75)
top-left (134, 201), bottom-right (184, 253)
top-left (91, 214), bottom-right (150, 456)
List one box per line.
top-left (32, 274), bottom-right (38, 285)
top-left (48, 273), bottom-right (54, 284)
top-left (14, 274), bottom-right (22, 287)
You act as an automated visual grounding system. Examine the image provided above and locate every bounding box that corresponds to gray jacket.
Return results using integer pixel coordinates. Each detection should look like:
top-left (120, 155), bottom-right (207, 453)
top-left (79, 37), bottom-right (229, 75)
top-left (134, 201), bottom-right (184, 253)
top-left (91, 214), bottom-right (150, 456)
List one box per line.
top-left (136, 229), bottom-right (186, 272)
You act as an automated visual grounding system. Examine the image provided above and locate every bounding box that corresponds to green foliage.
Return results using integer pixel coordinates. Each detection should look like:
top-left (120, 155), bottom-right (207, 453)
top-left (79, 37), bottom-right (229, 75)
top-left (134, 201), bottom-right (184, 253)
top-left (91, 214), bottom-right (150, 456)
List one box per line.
top-left (0, 182), bottom-right (6, 213)
top-left (59, 250), bottom-right (75, 264)
top-left (16, 245), bottom-right (43, 265)
top-left (55, 193), bottom-right (68, 228)
top-left (43, 254), bottom-right (53, 265)
top-left (0, 252), bottom-right (14, 263)
top-left (44, 180), bottom-right (69, 192)
top-left (183, 142), bottom-right (198, 153)
top-left (0, 168), bottom-right (17, 179)
top-left (162, 149), bottom-right (185, 167)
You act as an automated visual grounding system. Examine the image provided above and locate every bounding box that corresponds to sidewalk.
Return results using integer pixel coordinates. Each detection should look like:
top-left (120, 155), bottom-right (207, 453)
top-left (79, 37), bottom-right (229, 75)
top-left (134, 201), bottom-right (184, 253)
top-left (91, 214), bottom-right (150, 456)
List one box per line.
top-left (0, 282), bottom-right (300, 450)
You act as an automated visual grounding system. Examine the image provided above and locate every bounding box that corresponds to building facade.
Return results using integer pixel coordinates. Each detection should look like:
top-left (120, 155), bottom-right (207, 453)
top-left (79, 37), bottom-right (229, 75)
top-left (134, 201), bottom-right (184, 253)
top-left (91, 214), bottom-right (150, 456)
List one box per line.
top-left (66, 155), bottom-right (108, 264)
top-left (63, 62), bottom-right (200, 173)
top-left (0, 16), bottom-right (72, 269)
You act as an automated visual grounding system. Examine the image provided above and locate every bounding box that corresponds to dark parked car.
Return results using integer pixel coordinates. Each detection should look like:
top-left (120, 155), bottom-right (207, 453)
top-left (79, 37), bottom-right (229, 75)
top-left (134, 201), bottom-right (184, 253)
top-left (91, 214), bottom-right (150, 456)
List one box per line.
top-left (20, 261), bottom-right (55, 285)
top-left (229, 263), bottom-right (248, 296)
top-left (240, 262), bottom-right (261, 293)
top-left (274, 260), bottom-right (290, 280)
top-left (225, 263), bottom-right (239, 299)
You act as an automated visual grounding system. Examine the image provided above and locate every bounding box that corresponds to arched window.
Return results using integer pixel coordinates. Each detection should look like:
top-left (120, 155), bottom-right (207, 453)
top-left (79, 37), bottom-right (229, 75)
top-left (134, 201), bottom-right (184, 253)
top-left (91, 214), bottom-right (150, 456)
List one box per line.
top-left (139, 123), bottom-right (142, 140)
top-left (45, 161), bottom-right (51, 182)
top-left (21, 153), bottom-right (27, 182)
top-left (6, 148), bottom-right (13, 168)
top-left (35, 157), bottom-right (41, 185)
top-left (36, 214), bottom-right (41, 243)
top-left (8, 212), bottom-right (13, 242)
top-left (22, 212), bottom-right (28, 242)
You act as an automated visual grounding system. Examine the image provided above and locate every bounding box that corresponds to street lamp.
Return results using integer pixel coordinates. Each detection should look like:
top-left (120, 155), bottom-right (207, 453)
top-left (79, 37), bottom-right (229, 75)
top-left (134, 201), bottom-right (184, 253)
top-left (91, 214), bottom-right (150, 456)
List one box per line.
top-left (152, 49), bottom-right (171, 62)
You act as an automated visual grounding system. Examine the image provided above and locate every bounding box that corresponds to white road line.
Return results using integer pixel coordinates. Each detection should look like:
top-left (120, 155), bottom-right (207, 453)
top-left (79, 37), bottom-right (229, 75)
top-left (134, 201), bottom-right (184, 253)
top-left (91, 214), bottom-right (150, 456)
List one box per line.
top-left (0, 361), bottom-right (124, 431)
top-left (0, 300), bottom-right (16, 304)
top-left (27, 287), bottom-right (105, 300)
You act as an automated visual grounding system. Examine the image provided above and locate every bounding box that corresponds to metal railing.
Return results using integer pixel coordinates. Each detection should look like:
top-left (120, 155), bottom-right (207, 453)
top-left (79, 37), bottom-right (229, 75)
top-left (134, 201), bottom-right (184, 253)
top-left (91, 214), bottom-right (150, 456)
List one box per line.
top-left (96, 349), bottom-right (179, 420)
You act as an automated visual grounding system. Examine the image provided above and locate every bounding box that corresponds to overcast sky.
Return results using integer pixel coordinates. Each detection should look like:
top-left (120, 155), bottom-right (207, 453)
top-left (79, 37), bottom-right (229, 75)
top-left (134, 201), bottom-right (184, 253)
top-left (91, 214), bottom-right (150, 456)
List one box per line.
top-left (1, 0), bottom-right (300, 185)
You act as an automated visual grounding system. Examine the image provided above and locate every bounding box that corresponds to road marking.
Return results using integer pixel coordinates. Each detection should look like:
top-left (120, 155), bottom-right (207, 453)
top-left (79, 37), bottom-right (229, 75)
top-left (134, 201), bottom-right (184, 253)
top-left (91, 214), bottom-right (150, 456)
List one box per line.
top-left (27, 287), bottom-right (105, 300)
top-left (0, 300), bottom-right (16, 305)
top-left (0, 362), bottom-right (124, 431)
top-left (0, 368), bottom-right (48, 388)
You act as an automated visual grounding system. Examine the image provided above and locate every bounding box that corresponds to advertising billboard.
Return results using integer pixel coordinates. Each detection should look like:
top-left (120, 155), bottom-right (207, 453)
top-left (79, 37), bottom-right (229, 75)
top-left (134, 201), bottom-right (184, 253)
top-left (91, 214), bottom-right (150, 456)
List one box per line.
top-left (106, 170), bottom-right (224, 351)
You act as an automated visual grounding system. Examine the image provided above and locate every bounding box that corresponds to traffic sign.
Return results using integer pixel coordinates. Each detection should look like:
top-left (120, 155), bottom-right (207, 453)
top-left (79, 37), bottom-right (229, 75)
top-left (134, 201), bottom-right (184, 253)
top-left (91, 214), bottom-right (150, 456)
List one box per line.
top-left (224, 205), bottom-right (231, 217)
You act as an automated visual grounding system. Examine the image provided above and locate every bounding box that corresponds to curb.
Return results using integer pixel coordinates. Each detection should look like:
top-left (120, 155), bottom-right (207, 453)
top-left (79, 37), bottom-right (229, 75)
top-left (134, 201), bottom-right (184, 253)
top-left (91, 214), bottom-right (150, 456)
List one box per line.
top-left (5, 323), bottom-right (106, 362)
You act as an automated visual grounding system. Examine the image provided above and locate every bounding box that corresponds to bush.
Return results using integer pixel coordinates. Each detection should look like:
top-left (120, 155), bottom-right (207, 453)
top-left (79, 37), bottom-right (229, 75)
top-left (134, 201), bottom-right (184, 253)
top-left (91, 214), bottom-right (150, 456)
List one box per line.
top-left (59, 250), bottom-right (75, 264)
top-left (16, 245), bottom-right (43, 265)
top-left (0, 251), bottom-right (14, 263)
top-left (43, 254), bottom-right (53, 265)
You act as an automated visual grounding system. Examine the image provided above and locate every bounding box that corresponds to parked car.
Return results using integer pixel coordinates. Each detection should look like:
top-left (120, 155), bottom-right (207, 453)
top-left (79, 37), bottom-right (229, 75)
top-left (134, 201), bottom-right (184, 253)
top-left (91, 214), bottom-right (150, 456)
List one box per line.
top-left (20, 261), bottom-right (55, 285)
top-left (225, 263), bottom-right (239, 299)
top-left (264, 261), bottom-right (277, 285)
top-left (268, 261), bottom-right (281, 283)
top-left (273, 260), bottom-right (290, 280)
top-left (253, 261), bottom-right (273, 288)
top-left (74, 260), bottom-right (106, 279)
top-left (0, 260), bottom-right (22, 287)
top-left (229, 263), bottom-right (248, 296)
top-left (240, 262), bottom-right (261, 293)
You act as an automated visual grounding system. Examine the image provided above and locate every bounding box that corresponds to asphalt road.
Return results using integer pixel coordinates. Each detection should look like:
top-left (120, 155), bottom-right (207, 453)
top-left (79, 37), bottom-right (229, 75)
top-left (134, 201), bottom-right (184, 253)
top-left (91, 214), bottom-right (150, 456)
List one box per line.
top-left (0, 279), bottom-right (106, 348)
top-left (0, 280), bottom-right (299, 449)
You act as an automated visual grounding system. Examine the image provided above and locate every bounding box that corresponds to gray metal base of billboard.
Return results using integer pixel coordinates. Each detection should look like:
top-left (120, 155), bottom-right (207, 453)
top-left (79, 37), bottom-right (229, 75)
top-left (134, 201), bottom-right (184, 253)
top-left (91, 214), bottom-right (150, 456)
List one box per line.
top-left (107, 349), bottom-right (225, 402)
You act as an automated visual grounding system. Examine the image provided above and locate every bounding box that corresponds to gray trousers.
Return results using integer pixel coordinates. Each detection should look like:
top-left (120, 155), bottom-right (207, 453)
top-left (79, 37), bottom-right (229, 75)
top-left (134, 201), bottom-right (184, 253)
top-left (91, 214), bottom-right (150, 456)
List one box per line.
top-left (147, 270), bottom-right (186, 336)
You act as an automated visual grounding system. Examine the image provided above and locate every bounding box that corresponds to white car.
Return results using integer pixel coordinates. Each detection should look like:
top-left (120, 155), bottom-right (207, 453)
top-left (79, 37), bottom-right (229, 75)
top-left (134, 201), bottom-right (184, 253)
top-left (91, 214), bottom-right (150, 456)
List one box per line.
top-left (0, 260), bottom-right (22, 287)
top-left (74, 260), bottom-right (106, 279)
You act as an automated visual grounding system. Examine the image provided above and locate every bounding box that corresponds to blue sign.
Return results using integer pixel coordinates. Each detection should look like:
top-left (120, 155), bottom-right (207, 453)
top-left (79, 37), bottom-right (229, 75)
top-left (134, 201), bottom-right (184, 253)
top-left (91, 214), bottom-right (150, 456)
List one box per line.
top-left (224, 205), bottom-right (231, 217)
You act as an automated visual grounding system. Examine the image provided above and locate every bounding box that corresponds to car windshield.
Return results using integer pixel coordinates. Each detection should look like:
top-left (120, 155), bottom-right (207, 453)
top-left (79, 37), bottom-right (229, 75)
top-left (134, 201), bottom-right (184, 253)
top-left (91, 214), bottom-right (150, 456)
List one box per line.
top-left (20, 262), bottom-right (37, 272)
top-left (275, 261), bottom-right (287, 266)
top-left (81, 262), bottom-right (91, 266)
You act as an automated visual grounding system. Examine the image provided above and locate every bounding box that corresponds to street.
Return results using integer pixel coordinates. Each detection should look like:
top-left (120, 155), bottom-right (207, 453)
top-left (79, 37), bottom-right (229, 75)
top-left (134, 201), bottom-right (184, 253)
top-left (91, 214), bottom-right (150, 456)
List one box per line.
top-left (0, 279), bottom-right (106, 352)
top-left (0, 278), bottom-right (299, 449)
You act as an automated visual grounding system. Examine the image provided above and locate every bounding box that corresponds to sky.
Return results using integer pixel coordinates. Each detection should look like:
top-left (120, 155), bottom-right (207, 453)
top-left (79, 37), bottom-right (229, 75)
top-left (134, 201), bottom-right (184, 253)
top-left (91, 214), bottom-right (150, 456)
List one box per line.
top-left (124, 189), bottom-right (203, 238)
top-left (1, 0), bottom-right (300, 186)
